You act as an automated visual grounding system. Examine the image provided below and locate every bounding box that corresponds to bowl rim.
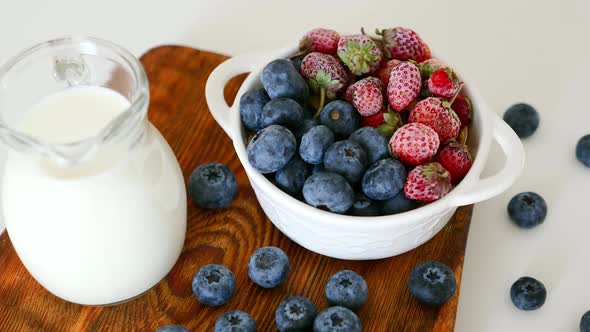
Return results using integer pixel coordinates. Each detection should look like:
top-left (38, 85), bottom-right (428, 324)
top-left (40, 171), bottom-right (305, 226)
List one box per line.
top-left (228, 44), bottom-right (495, 228)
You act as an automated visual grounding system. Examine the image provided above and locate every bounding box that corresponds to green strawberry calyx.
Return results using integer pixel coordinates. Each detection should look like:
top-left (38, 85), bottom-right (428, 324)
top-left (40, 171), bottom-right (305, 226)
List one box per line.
top-left (377, 108), bottom-right (403, 137)
top-left (338, 40), bottom-right (380, 76)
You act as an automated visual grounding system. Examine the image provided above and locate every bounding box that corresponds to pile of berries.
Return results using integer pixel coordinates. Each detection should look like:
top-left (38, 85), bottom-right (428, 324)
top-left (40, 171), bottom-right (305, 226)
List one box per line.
top-left (241, 27), bottom-right (473, 215)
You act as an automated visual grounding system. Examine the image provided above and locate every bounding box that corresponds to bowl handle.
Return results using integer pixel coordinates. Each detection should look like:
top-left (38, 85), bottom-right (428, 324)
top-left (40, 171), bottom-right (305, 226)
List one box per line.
top-left (447, 112), bottom-right (525, 207)
top-left (205, 52), bottom-right (268, 140)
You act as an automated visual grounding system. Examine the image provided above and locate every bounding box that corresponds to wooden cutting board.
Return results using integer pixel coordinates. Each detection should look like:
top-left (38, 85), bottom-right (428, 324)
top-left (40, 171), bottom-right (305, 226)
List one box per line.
top-left (0, 46), bottom-right (473, 332)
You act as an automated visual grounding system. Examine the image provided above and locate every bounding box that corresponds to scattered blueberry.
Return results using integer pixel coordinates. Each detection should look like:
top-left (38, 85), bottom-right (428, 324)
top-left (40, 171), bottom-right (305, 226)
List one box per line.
top-left (503, 103), bottom-right (540, 138)
top-left (275, 296), bottom-right (317, 332)
top-left (313, 306), bottom-right (362, 332)
top-left (349, 127), bottom-right (389, 165)
top-left (362, 158), bottom-right (406, 200)
top-left (507, 192), bottom-right (547, 228)
top-left (248, 246), bottom-right (291, 288)
top-left (188, 163), bottom-right (237, 209)
top-left (261, 97), bottom-right (304, 130)
top-left (275, 156), bottom-right (310, 197)
top-left (576, 134), bottom-right (590, 168)
top-left (510, 276), bottom-right (546, 311)
top-left (295, 117), bottom-right (319, 141)
top-left (192, 264), bottom-right (236, 306)
top-left (381, 191), bottom-right (418, 215)
top-left (320, 100), bottom-right (360, 138)
top-left (323, 140), bottom-right (367, 184)
top-left (312, 163), bottom-right (326, 175)
top-left (325, 270), bottom-right (369, 310)
top-left (580, 311), bottom-right (590, 332)
top-left (300, 125), bottom-right (335, 164)
top-left (261, 59), bottom-right (309, 105)
top-left (247, 125), bottom-right (296, 173)
top-left (303, 172), bottom-right (355, 214)
top-left (348, 192), bottom-right (380, 216)
top-left (156, 325), bottom-right (190, 332)
top-left (240, 88), bottom-right (271, 131)
top-left (408, 261), bottom-right (456, 306)
top-left (214, 310), bottom-right (257, 332)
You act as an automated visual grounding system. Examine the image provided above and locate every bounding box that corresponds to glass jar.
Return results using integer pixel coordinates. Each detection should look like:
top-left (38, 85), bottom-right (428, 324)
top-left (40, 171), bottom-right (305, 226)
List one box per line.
top-left (0, 37), bottom-right (187, 305)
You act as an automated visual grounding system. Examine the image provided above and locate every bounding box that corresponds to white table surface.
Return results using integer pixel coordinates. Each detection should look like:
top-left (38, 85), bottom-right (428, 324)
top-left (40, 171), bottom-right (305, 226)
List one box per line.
top-left (1, 0), bottom-right (589, 330)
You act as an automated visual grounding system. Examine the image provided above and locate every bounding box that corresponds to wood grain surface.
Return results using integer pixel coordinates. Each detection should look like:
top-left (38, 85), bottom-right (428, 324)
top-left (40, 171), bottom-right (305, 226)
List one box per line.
top-left (0, 46), bottom-right (473, 332)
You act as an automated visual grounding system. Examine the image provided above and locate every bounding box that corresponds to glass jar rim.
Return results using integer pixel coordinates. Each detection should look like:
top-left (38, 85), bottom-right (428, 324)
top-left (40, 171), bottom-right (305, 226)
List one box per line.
top-left (0, 36), bottom-right (149, 165)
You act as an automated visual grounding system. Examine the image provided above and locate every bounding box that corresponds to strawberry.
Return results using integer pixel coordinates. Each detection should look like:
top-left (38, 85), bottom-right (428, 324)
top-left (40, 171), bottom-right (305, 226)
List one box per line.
top-left (404, 162), bottom-right (452, 203)
top-left (337, 34), bottom-right (384, 76)
top-left (390, 123), bottom-right (440, 166)
top-left (435, 140), bottom-right (472, 184)
top-left (387, 61), bottom-right (421, 111)
top-left (409, 97), bottom-right (461, 143)
top-left (376, 27), bottom-right (430, 62)
top-left (427, 67), bottom-right (461, 98)
top-left (451, 94), bottom-right (472, 128)
top-left (419, 58), bottom-right (446, 81)
top-left (301, 52), bottom-right (350, 111)
top-left (299, 28), bottom-right (341, 55)
top-left (360, 107), bottom-right (403, 137)
top-left (376, 59), bottom-right (401, 87)
top-left (345, 77), bottom-right (383, 116)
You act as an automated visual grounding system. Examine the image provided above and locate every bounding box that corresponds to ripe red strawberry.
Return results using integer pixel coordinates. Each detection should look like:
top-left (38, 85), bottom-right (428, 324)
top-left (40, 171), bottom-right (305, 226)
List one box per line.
top-left (390, 123), bottom-right (440, 166)
top-left (409, 97), bottom-right (461, 143)
top-left (436, 141), bottom-right (472, 184)
top-left (299, 28), bottom-right (341, 55)
top-left (345, 77), bottom-right (383, 116)
top-left (387, 61), bottom-right (421, 111)
top-left (376, 27), bottom-right (430, 62)
top-left (301, 52), bottom-right (350, 110)
top-left (337, 34), bottom-right (384, 76)
top-left (419, 58), bottom-right (446, 81)
top-left (359, 107), bottom-right (403, 137)
top-left (404, 162), bottom-right (452, 203)
top-left (376, 59), bottom-right (401, 87)
top-left (428, 67), bottom-right (461, 98)
top-left (451, 94), bottom-right (472, 128)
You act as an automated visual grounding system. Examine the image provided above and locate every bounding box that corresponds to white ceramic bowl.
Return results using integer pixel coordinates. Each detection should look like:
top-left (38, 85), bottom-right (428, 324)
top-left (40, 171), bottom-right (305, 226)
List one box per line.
top-left (206, 45), bottom-right (525, 260)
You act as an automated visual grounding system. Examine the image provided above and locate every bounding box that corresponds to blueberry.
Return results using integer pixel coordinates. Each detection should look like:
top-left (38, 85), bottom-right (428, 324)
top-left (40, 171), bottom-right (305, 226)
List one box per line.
top-left (312, 163), bottom-right (326, 175)
top-left (323, 140), bottom-right (367, 184)
top-left (156, 325), bottom-right (190, 332)
top-left (580, 311), bottom-right (590, 332)
top-left (320, 101), bottom-right (360, 138)
top-left (192, 264), bottom-right (236, 306)
top-left (300, 125), bottom-right (335, 164)
top-left (248, 246), bottom-right (290, 288)
top-left (510, 276), bottom-right (546, 311)
top-left (275, 296), bottom-right (317, 332)
top-left (261, 97), bottom-right (304, 130)
top-left (507, 192), bottom-right (547, 228)
top-left (576, 134), bottom-right (590, 168)
top-left (302, 172), bottom-right (355, 214)
top-left (326, 270), bottom-right (369, 310)
top-left (348, 192), bottom-right (380, 216)
top-left (381, 191), bottom-right (418, 215)
top-left (408, 261), bottom-right (456, 306)
top-left (275, 156), bottom-right (310, 197)
top-left (291, 57), bottom-right (303, 73)
top-left (247, 125), bottom-right (296, 173)
top-left (503, 103), bottom-right (540, 138)
top-left (188, 163), bottom-right (237, 209)
top-left (240, 88), bottom-right (271, 131)
top-left (349, 127), bottom-right (389, 165)
top-left (294, 117), bottom-right (319, 142)
top-left (362, 158), bottom-right (406, 200)
top-left (262, 59), bottom-right (309, 105)
top-left (214, 310), bottom-right (257, 332)
top-left (313, 306), bottom-right (361, 332)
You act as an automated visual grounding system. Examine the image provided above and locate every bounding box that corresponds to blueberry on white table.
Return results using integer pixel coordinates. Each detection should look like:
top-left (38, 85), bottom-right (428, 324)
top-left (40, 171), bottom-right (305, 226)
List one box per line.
top-left (275, 296), bottom-right (317, 332)
top-left (507, 192), bottom-right (547, 228)
top-left (188, 163), bottom-right (237, 209)
top-left (576, 134), bottom-right (590, 168)
top-left (408, 261), bottom-right (457, 306)
top-left (580, 311), bottom-right (590, 332)
top-left (510, 276), bottom-right (546, 311)
top-left (214, 310), bottom-right (257, 332)
top-left (503, 103), bottom-right (539, 138)
top-left (313, 306), bottom-right (361, 332)
top-left (325, 270), bottom-right (368, 310)
top-left (192, 264), bottom-right (235, 306)
top-left (248, 246), bottom-right (291, 288)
